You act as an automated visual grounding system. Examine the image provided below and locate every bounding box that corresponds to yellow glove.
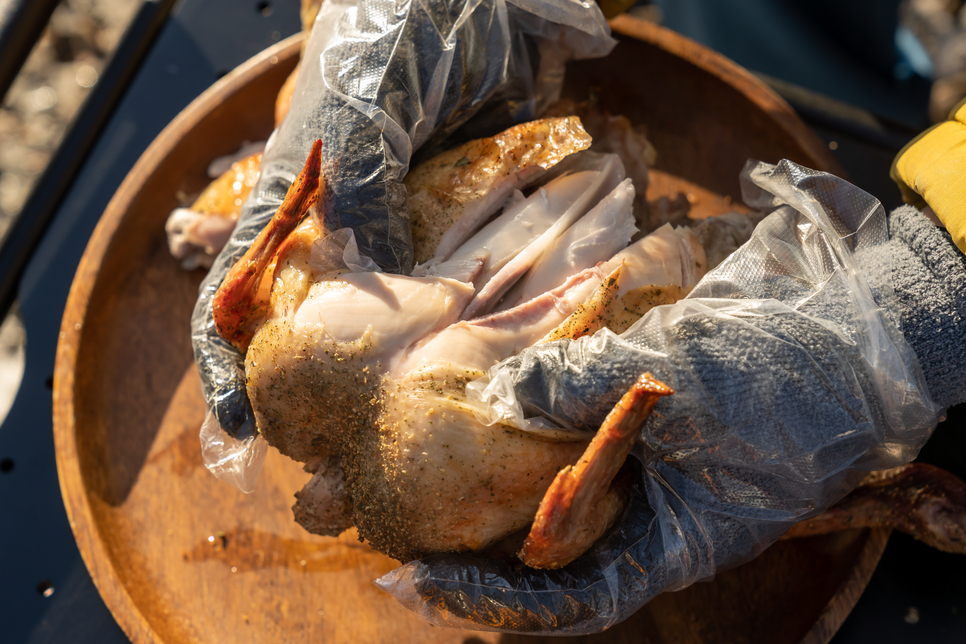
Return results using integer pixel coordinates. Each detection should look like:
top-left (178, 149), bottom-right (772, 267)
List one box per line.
top-left (892, 98), bottom-right (966, 253)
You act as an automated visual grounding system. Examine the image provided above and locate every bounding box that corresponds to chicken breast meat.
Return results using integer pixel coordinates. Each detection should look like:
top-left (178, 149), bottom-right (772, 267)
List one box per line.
top-left (215, 118), bottom-right (711, 566)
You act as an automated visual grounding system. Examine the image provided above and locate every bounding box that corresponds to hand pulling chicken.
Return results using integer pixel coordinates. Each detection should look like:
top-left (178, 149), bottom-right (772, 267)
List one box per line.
top-left (211, 122), bottom-right (697, 565)
top-left (187, 0), bottom-right (960, 634)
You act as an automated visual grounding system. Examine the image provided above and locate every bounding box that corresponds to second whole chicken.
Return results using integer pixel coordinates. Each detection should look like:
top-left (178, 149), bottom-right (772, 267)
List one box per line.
top-left (214, 118), bottom-right (710, 566)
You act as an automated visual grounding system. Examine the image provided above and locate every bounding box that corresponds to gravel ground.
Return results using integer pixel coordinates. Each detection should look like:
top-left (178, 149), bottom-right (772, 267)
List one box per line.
top-left (0, 0), bottom-right (139, 422)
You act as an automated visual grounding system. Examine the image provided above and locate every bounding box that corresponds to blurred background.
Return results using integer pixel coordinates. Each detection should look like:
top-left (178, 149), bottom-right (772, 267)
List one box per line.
top-left (0, 0), bottom-right (139, 424)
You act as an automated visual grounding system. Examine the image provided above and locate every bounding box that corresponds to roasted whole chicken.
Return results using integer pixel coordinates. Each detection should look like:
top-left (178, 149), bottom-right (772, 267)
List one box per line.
top-left (210, 118), bottom-right (708, 566)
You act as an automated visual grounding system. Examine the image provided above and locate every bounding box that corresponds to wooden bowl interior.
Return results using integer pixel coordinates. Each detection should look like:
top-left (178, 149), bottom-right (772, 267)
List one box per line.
top-left (573, 16), bottom-right (842, 216)
top-left (55, 23), bottom-right (878, 644)
top-left (75, 49), bottom-right (292, 507)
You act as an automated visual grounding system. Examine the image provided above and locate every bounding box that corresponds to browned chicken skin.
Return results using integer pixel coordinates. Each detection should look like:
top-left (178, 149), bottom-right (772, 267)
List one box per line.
top-left (165, 152), bottom-right (262, 270)
top-left (217, 117), bottom-right (707, 563)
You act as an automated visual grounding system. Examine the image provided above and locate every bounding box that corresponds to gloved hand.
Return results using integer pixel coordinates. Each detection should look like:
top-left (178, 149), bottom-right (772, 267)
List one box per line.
top-left (190, 0), bottom-right (615, 464)
top-left (375, 160), bottom-right (947, 634)
top-left (190, 1), bottom-right (954, 636)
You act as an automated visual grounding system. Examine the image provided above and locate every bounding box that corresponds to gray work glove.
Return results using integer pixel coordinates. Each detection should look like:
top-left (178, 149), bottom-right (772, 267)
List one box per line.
top-left (375, 160), bottom-right (946, 634)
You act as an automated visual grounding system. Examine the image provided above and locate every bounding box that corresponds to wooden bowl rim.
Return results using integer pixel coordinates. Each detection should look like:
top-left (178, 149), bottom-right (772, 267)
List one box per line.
top-left (53, 34), bottom-right (303, 644)
top-left (608, 15), bottom-right (845, 179)
top-left (52, 19), bottom-right (879, 644)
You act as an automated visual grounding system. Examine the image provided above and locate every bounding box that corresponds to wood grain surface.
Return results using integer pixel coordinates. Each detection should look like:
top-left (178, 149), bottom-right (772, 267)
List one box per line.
top-left (54, 20), bottom-right (883, 644)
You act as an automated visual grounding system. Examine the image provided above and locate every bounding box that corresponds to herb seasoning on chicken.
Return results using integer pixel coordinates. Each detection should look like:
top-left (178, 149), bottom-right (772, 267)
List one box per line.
top-left (214, 119), bottom-right (709, 565)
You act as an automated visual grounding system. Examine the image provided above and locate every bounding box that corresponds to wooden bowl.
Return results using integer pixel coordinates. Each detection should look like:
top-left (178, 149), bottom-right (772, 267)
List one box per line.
top-left (54, 18), bottom-right (882, 644)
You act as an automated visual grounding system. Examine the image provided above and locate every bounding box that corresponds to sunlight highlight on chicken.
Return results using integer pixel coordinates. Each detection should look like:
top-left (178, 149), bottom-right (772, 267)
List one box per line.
top-left (214, 119), bottom-right (711, 564)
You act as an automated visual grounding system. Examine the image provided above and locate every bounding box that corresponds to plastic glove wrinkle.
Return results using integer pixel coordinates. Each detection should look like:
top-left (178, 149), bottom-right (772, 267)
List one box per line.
top-left (380, 161), bottom-right (939, 634)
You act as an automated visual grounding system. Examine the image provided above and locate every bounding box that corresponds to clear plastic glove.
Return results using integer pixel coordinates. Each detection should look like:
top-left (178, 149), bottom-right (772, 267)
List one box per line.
top-left (187, 1), bottom-right (946, 633)
top-left (375, 160), bottom-right (941, 634)
top-left (189, 0), bottom-right (616, 485)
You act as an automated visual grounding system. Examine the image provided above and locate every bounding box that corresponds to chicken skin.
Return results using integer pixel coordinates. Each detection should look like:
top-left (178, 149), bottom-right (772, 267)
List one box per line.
top-left (216, 119), bottom-right (708, 563)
